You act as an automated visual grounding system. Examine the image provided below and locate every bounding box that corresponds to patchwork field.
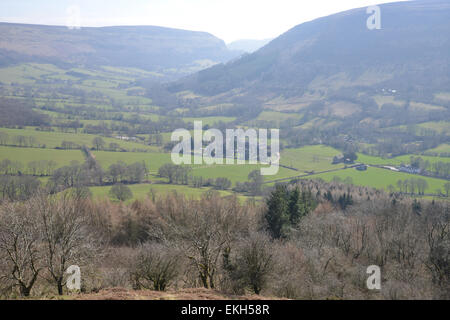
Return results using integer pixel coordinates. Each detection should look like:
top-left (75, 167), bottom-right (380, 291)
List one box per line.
top-left (0, 127), bottom-right (159, 152)
top-left (182, 116), bottom-right (236, 126)
top-left (93, 151), bottom-right (170, 173)
top-left (256, 111), bottom-right (303, 122)
top-left (0, 62), bottom-right (448, 201)
top-left (307, 166), bottom-right (448, 194)
top-left (425, 144), bottom-right (450, 155)
top-left (356, 153), bottom-right (450, 166)
top-left (417, 121), bottom-right (450, 134)
top-left (90, 183), bottom-right (239, 203)
top-left (280, 145), bottom-right (344, 172)
top-left (0, 146), bottom-right (84, 168)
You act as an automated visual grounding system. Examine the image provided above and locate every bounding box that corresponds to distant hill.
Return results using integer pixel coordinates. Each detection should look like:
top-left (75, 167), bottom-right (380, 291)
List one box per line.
top-left (227, 39), bottom-right (273, 53)
top-left (168, 0), bottom-right (450, 115)
top-left (0, 23), bottom-right (241, 80)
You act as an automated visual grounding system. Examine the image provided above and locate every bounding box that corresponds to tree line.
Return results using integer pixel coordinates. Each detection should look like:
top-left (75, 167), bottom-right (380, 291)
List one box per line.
top-left (0, 179), bottom-right (447, 299)
top-left (394, 178), bottom-right (429, 195)
top-left (0, 158), bottom-right (57, 176)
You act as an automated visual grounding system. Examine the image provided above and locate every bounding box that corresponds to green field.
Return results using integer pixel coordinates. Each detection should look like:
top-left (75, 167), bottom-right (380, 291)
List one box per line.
top-left (394, 154), bottom-right (450, 165)
top-left (1, 61), bottom-right (448, 201)
top-left (256, 111), bottom-right (303, 122)
top-left (0, 146), bottom-right (84, 168)
top-left (94, 149), bottom-right (301, 185)
top-left (182, 116), bottom-right (236, 126)
top-left (280, 145), bottom-right (345, 172)
top-left (0, 127), bottom-right (159, 152)
top-left (307, 166), bottom-right (448, 194)
top-left (191, 163), bottom-right (297, 185)
top-left (90, 183), bottom-right (239, 202)
top-left (93, 151), bottom-right (170, 172)
top-left (357, 153), bottom-right (450, 166)
top-left (0, 63), bottom-right (60, 84)
top-left (417, 121), bottom-right (450, 134)
top-left (425, 144), bottom-right (450, 155)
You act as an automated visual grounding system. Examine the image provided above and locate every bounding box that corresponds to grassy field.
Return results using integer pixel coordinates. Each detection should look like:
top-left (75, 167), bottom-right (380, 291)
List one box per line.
top-left (0, 146), bottom-right (84, 167)
top-left (417, 121), bottom-right (450, 134)
top-left (0, 63), bottom-right (59, 84)
top-left (355, 153), bottom-right (402, 166)
top-left (307, 166), bottom-right (448, 194)
top-left (357, 153), bottom-right (450, 166)
top-left (373, 95), bottom-right (405, 108)
top-left (90, 183), bottom-right (239, 203)
top-left (256, 111), bottom-right (303, 122)
top-left (93, 151), bottom-right (170, 172)
top-left (280, 145), bottom-right (345, 172)
top-left (1, 62), bottom-right (447, 201)
top-left (394, 154), bottom-right (450, 165)
top-left (425, 144), bottom-right (450, 155)
top-left (410, 102), bottom-right (446, 112)
top-left (191, 163), bottom-right (298, 185)
top-left (387, 121), bottom-right (450, 136)
top-left (0, 63), bottom-right (154, 108)
top-left (182, 116), bottom-right (236, 126)
top-left (0, 127), bottom-right (159, 152)
top-left (93, 148), bottom-right (303, 185)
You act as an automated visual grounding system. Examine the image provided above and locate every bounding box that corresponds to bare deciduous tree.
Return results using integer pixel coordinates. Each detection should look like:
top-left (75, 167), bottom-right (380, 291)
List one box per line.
top-left (131, 242), bottom-right (181, 291)
top-left (150, 193), bottom-right (252, 289)
top-left (231, 232), bottom-right (275, 295)
top-left (34, 193), bottom-right (102, 295)
top-left (0, 202), bottom-right (42, 297)
top-left (424, 204), bottom-right (449, 299)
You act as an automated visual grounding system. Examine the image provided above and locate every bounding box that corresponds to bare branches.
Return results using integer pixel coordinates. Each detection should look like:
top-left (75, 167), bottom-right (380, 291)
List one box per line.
top-left (0, 201), bottom-right (43, 297)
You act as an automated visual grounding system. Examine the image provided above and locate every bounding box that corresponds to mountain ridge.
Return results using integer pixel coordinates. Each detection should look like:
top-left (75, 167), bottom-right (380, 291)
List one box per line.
top-left (166, 0), bottom-right (450, 108)
top-left (0, 22), bottom-right (241, 79)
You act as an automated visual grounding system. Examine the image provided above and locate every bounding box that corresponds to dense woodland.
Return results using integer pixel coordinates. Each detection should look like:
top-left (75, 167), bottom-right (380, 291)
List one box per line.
top-left (0, 180), bottom-right (448, 299)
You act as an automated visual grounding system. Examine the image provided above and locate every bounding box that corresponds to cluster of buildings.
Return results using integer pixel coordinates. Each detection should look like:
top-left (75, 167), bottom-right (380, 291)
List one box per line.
top-left (114, 136), bottom-right (138, 141)
top-left (332, 156), bottom-right (354, 165)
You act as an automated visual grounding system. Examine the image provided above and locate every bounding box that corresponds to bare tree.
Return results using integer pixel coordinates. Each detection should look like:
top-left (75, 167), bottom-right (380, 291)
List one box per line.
top-left (109, 184), bottom-right (133, 202)
top-left (230, 232), bottom-right (275, 295)
top-left (150, 193), bottom-right (251, 289)
top-left (131, 242), bottom-right (181, 291)
top-left (444, 182), bottom-right (450, 197)
top-left (424, 204), bottom-right (449, 299)
top-left (92, 137), bottom-right (105, 151)
top-left (0, 202), bottom-right (43, 297)
top-left (0, 132), bottom-right (8, 145)
top-left (34, 193), bottom-right (102, 295)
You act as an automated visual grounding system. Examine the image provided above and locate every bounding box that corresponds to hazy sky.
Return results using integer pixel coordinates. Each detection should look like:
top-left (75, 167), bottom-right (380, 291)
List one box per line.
top-left (0, 0), bottom-right (409, 42)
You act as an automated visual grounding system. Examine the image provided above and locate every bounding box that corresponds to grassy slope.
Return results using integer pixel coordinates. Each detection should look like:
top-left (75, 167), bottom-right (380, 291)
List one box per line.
top-left (93, 151), bottom-right (169, 172)
top-left (425, 144), bottom-right (450, 155)
top-left (357, 153), bottom-right (450, 166)
top-left (281, 145), bottom-right (345, 171)
top-left (0, 127), bottom-right (159, 152)
top-left (308, 166), bottom-right (448, 194)
top-left (90, 183), bottom-right (239, 203)
top-left (0, 146), bottom-right (84, 167)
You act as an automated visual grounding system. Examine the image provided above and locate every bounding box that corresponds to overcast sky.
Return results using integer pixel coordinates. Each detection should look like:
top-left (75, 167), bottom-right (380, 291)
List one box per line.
top-left (0, 0), bottom-right (409, 42)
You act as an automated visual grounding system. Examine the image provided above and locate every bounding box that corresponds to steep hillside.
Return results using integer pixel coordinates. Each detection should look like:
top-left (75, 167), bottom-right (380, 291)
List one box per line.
top-left (0, 23), bottom-right (240, 79)
top-left (168, 0), bottom-right (450, 112)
